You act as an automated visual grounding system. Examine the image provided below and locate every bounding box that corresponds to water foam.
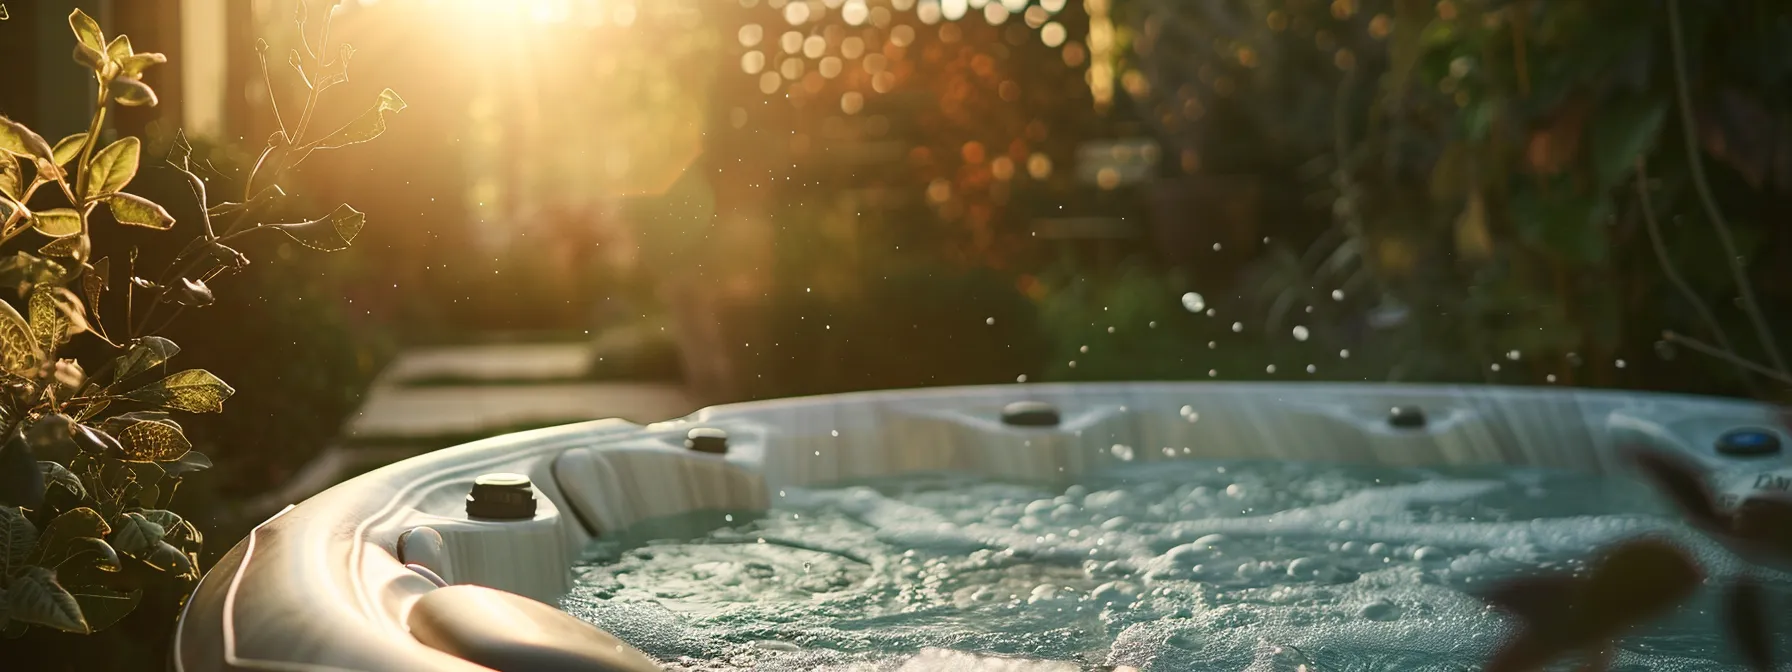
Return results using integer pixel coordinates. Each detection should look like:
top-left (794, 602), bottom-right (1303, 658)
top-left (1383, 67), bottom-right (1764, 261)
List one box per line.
top-left (562, 461), bottom-right (1773, 671)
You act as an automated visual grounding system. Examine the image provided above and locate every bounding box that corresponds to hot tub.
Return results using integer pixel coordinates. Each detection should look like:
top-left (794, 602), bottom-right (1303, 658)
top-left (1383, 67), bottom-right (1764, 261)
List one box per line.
top-left (170, 383), bottom-right (1789, 671)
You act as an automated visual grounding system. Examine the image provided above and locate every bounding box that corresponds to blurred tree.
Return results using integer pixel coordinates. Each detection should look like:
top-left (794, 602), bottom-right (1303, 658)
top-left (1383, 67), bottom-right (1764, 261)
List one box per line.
top-left (661, 0), bottom-right (1109, 399)
top-left (1116, 0), bottom-right (1792, 397)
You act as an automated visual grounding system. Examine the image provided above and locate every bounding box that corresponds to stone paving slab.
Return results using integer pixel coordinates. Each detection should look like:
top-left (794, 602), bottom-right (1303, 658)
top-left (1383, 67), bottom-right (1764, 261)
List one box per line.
top-left (344, 381), bottom-right (696, 442)
top-left (374, 343), bottom-right (595, 385)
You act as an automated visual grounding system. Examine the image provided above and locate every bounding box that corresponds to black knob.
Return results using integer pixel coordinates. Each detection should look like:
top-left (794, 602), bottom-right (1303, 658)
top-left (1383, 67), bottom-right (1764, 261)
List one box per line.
top-left (1002, 401), bottom-right (1060, 427)
top-left (686, 427), bottom-right (729, 454)
top-left (466, 473), bottom-right (536, 520)
top-left (1716, 428), bottom-right (1782, 457)
top-left (1388, 406), bottom-right (1427, 429)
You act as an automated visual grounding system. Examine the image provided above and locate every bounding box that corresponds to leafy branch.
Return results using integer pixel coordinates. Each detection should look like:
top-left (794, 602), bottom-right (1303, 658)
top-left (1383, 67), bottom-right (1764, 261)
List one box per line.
top-left (0, 1), bottom-right (401, 636)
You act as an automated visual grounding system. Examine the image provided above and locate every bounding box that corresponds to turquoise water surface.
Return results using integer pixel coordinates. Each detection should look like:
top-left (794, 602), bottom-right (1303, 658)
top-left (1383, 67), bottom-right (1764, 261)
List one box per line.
top-left (561, 460), bottom-right (1782, 671)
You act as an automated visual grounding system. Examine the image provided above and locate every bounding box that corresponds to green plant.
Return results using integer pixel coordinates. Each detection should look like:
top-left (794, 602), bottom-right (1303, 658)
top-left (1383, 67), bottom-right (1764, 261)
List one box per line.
top-left (1116, 0), bottom-right (1792, 395)
top-left (0, 4), bottom-right (401, 635)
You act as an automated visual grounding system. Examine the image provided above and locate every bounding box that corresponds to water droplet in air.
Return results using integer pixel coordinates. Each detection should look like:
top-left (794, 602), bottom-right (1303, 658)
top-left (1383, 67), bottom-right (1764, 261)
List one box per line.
top-left (1615, 359), bottom-right (1627, 368)
top-left (1110, 444), bottom-right (1135, 461)
top-left (1546, 374), bottom-right (1557, 383)
top-left (1331, 289), bottom-right (1345, 301)
top-left (1208, 369), bottom-right (1217, 377)
top-left (1079, 345), bottom-right (1089, 353)
top-left (1180, 292), bottom-right (1206, 313)
top-left (725, 514), bottom-right (734, 522)
top-left (1207, 341), bottom-right (1216, 349)
top-left (1292, 326), bottom-right (1309, 341)
top-left (831, 430), bottom-right (839, 437)
top-left (1506, 350), bottom-right (1520, 361)
top-left (986, 317), bottom-right (995, 325)
top-left (1148, 321), bottom-right (1158, 328)
top-left (1106, 326), bottom-right (1115, 333)
top-left (1205, 308), bottom-right (1215, 317)
top-left (1179, 406), bottom-right (1199, 422)
top-left (1212, 243), bottom-right (1222, 251)
top-left (1016, 374), bottom-right (1028, 383)
top-left (1231, 322), bottom-right (1243, 333)
top-left (1339, 349), bottom-right (1350, 359)
top-left (1266, 364), bottom-right (1277, 373)
top-left (1490, 363), bottom-right (1501, 371)
top-left (1306, 364), bottom-right (1316, 373)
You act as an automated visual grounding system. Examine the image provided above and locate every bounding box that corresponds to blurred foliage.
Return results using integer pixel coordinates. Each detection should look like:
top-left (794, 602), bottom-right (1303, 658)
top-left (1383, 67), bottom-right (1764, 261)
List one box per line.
top-left (1112, 0), bottom-right (1792, 397)
top-left (737, 262), bottom-right (1047, 398)
top-left (0, 2), bottom-right (398, 664)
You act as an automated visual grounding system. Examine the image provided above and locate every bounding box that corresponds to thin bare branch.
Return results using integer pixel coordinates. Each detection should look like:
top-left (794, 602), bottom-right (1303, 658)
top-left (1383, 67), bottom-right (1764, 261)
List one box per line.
top-left (1664, 331), bottom-right (1792, 387)
top-left (1667, 0), bottom-right (1787, 375)
top-left (1635, 158), bottom-right (1748, 382)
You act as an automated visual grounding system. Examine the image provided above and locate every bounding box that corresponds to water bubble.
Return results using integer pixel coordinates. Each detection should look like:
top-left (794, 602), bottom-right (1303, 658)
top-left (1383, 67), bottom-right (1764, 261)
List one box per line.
top-left (1192, 533), bottom-right (1230, 550)
top-left (1359, 598), bottom-right (1399, 621)
top-left (1027, 583), bottom-right (1064, 605)
top-left (1166, 629), bottom-right (1203, 651)
top-left (1331, 289), bottom-right (1345, 301)
top-left (1110, 444), bottom-right (1135, 461)
top-left (1231, 322), bottom-right (1243, 333)
top-left (1286, 557), bottom-right (1330, 580)
top-left (1292, 325), bottom-right (1310, 341)
top-left (1090, 581), bottom-right (1139, 608)
top-left (1413, 546), bottom-right (1448, 563)
top-left (1180, 292), bottom-right (1206, 313)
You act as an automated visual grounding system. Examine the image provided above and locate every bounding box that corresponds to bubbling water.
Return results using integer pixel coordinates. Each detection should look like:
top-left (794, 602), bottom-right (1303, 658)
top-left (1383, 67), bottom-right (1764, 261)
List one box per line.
top-left (562, 460), bottom-right (1768, 671)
